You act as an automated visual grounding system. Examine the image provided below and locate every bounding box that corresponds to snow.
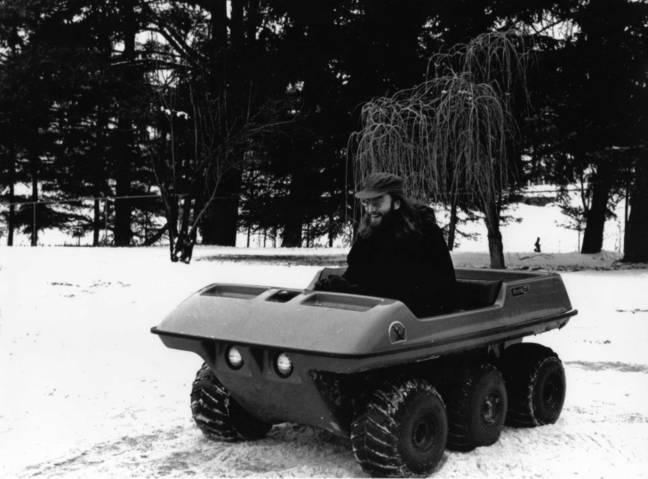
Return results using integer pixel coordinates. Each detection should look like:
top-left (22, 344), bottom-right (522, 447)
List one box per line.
top-left (1, 245), bottom-right (647, 478)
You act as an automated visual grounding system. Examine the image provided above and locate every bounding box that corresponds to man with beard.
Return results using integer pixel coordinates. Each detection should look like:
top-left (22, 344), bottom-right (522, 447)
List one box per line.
top-left (317, 172), bottom-right (456, 316)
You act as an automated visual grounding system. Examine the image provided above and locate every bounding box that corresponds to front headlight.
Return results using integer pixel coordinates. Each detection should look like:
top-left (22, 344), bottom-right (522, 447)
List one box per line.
top-left (275, 353), bottom-right (293, 377)
top-left (226, 346), bottom-right (244, 369)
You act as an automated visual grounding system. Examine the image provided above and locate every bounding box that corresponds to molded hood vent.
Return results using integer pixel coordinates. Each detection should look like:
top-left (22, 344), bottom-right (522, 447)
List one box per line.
top-left (201, 285), bottom-right (266, 299)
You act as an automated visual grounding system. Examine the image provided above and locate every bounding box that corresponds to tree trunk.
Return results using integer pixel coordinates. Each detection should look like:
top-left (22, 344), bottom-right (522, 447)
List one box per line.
top-left (30, 155), bottom-right (38, 247)
top-left (246, 0), bottom-right (260, 45)
top-left (231, 0), bottom-right (243, 50)
top-left (281, 171), bottom-right (304, 247)
top-left (7, 144), bottom-right (15, 246)
top-left (6, 32), bottom-right (20, 246)
top-left (93, 199), bottom-right (101, 246)
top-left (103, 199), bottom-right (110, 245)
top-left (281, 219), bottom-right (303, 247)
top-left (581, 161), bottom-right (613, 254)
top-left (143, 224), bottom-right (168, 246)
top-left (483, 201), bottom-right (505, 269)
top-left (200, 169), bottom-right (242, 245)
top-left (93, 106), bottom-right (108, 247)
top-left (447, 198), bottom-right (458, 250)
top-left (194, 0), bottom-right (241, 247)
top-left (179, 196), bottom-right (192, 238)
top-left (207, 0), bottom-right (227, 93)
top-left (114, 119), bottom-right (133, 246)
top-left (113, 0), bottom-right (137, 246)
top-left (166, 194), bottom-right (179, 261)
top-left (623, 159), bottom-right (648, 262)
top-left (8, 183), bottom-right (15, 246)
top-left (169, 194), bottom-right (197, 263)
top-left (210, 0), bottom-right (227, 52)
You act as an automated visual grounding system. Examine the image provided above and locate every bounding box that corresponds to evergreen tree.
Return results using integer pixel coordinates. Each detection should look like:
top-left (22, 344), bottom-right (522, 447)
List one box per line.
top-left (0, 1), bottom-right (64, 245)
top-left (623, 158), bottom-right (648, 262)
top-left (537, 0), bottom-right (647, 254)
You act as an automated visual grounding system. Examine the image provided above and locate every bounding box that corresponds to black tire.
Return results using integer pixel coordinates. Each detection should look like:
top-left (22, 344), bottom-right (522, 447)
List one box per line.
top-left (500, 343), bottom-right (566, 427)
top-left (350, 378), bottom-right (448, 477)
top-left (442, 362), bottom-right (508, 452)
top-left (190, 363), bottom-right (272, 441)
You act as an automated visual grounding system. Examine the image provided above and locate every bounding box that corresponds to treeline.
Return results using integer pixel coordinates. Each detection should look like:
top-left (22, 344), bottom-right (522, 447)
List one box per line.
top-left (0, 0), bottom-right (646, 261)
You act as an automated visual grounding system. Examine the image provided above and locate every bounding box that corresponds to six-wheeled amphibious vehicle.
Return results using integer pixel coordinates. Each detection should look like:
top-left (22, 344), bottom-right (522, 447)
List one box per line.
top-left (152, 267), bottom-right (576, 477)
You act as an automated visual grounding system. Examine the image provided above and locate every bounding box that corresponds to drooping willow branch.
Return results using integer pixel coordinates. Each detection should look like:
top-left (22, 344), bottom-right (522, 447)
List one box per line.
top-left (348, 31), bottom-right (534, 268)
top-left (349, 73), bottom-right (514, 208)
top-left (349, 31), bottom-right (533, 205)
top-left (428, 30), bottom-right (533, 109)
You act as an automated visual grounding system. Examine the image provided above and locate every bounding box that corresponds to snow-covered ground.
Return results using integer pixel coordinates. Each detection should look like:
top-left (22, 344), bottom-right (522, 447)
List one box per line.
top-left (1, 246), bottom-right (647, 478)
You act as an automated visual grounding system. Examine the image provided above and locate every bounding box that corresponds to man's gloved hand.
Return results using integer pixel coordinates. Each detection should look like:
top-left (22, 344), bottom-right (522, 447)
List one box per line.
top-left (313, 275), bottom-right (358, 293)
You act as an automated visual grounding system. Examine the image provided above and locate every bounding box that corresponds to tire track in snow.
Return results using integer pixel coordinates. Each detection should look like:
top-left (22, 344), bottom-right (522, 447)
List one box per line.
top-left (16, 419), bottom-right (648, 478)
top-left (21, 423), bottom-right (357, 478)
top-left (566, 404), bottom-right (648, 424)
top-left (23, 426), bottom-right (194, 478)
top-left (565, 360), bottom-right (648, 373)
top-left (472, 424), bottom-right (648, 476)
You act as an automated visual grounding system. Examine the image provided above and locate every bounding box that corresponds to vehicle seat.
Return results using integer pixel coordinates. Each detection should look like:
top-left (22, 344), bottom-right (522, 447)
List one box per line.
top-left (455, 279), bottom-right (502, 309)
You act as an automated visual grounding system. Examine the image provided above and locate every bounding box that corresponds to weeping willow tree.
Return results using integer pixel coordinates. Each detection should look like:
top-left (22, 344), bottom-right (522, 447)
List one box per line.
top-left (349, 32), bottom-right (532, 269)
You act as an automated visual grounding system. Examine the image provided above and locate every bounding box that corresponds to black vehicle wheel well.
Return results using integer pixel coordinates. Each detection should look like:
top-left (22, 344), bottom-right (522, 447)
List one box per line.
top-left (309, 345), bottom-right (509, 435)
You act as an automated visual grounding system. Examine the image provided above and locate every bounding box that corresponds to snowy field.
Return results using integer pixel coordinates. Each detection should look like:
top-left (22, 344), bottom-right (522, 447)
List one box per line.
top-left (1, 245), bottom-right (647, 478)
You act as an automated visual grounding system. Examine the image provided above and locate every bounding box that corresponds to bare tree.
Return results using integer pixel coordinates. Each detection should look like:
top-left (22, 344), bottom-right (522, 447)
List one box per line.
top-left (149, 80), bottom-right (288, 263)
top-left (349, 32), bottom-right (531, 268)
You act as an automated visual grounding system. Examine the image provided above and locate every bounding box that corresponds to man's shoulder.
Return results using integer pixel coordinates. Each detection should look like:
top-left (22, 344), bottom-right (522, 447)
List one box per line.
top-left (410, 204), bottom-right (440, 232)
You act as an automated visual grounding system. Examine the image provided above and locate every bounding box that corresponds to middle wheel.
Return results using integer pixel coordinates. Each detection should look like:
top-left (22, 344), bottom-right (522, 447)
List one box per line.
top-left (350, 377), bottom-right (448, 477)
top-left (442, 362), bottom-right (508, 451)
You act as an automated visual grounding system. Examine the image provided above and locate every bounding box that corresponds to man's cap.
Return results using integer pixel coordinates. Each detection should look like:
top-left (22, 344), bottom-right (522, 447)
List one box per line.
top-left (355, 172), bottom-right (405, 200)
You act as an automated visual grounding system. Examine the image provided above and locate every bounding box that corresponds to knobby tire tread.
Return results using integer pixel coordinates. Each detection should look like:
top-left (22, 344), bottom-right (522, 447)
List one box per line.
top-left (442, 362), bottom-right (506, 451)
top-left (501, 343), bottom-right (564, 427)
top-left (350, 378), bottom-right (446, 477)
top-left (190, 363), bottom-right (271, 442)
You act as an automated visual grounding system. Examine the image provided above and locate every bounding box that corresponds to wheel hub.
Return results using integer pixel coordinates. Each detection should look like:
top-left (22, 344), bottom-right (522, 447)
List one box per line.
top-left (481, 393), bottom-right (502, 425)
top-left (412, 416), bottom-right (435, 451)
top-left (542, 372), bottom-right (561, 408)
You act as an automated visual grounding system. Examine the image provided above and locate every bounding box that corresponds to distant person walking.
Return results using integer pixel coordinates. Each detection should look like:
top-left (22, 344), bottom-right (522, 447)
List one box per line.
top-left (534, 237), bottom-right (541, 253)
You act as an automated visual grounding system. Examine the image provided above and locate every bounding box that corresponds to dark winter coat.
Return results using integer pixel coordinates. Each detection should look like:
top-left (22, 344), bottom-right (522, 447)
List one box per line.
top-left (341, 205), bottom-right (456, 317)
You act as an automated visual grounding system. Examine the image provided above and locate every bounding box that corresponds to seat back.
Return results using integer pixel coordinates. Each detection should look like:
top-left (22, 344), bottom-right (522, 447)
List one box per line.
top-left (455, 279), bottom-right (502, 309)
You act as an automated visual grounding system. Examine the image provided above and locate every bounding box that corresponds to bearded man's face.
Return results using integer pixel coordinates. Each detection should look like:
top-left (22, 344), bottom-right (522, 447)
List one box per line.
top-left (361, 194), bottom-right (400, 227)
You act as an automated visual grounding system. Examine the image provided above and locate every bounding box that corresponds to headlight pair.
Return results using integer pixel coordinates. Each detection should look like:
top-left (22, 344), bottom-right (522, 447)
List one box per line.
top-left (225, 346), bottom-right (293, 378)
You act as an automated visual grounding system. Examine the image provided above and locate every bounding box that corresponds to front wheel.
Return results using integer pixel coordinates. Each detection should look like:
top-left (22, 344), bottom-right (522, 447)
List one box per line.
top-left (350, 378), bottom-right (447, 477)
top-left (500, 343), bottom-right (566, 427)
top-left (190, 363), bottom-right (272, 441)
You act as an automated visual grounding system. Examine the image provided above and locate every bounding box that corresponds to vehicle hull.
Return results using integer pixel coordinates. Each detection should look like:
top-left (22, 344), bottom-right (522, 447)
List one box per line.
top-left (152, 268), bottom-right (576, 435)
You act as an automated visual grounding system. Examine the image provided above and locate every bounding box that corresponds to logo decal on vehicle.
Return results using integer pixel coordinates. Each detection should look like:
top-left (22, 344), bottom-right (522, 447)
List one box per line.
top-left (511, 285), bottom-right (530, 296)
top-left (388, 321), bottom-right (407, 343)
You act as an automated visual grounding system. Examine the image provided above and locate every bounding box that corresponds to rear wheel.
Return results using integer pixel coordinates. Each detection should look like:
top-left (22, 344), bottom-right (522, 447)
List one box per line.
top-left (190, 363), bottom-right (272, 441)
top-left (500, 343), bottom-right (566, 427)
top-left (350, 378), bottom-right (447, 477)
top-left (442, 362), bottom-right (508, 451)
